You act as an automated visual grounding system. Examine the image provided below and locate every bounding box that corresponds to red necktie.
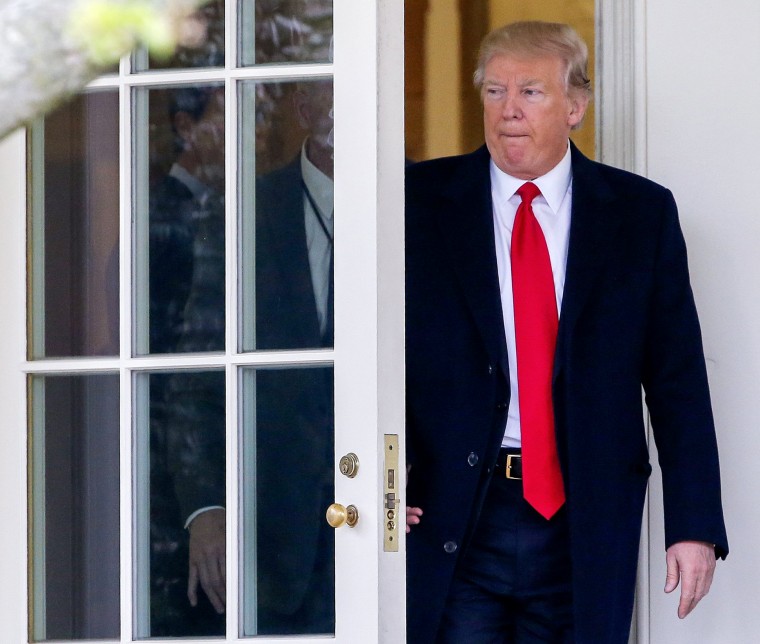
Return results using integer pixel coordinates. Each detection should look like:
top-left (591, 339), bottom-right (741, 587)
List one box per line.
top-left (511, 182), bottom-right (565, 519)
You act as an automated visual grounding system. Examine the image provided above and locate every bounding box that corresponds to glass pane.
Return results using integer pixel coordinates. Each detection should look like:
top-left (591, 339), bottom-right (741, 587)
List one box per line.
top-left (133, 1), bottom-right (225, 71)
top-left (134, 84), bottom-right (225, 356)
top-left (29, 374), bottom-right (120, 641)
top-left (241, 366), bottom-right (334, 636)
top-left (134, 370), bottom-right (226, 638)
top-left (29, 91), bottom-right (120, 359)
top-left (239, 78), bottom-right (334, 351)
top-left (240, 0), bottom-right (333, 66)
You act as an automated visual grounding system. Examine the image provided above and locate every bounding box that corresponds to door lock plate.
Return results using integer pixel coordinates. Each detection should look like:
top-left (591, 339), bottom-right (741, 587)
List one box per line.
top-left (383, 434), bottom-right (399, 552)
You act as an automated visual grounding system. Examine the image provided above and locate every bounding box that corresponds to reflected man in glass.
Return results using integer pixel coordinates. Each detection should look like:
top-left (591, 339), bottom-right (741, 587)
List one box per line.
top-left (159, 79), bottom-right (336, 636)
top-left (148, 85), bottom-right (226, 637)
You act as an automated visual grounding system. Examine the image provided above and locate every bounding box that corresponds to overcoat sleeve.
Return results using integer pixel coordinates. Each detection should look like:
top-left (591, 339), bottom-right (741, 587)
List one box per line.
top-left (642, 189), bottom-right (728, 558)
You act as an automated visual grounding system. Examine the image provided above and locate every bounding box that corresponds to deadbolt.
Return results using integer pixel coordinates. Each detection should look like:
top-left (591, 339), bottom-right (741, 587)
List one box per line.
top-left (326, 503), bottom-right (359, 528)
top-left (339, 452), bottom-right (360, 478)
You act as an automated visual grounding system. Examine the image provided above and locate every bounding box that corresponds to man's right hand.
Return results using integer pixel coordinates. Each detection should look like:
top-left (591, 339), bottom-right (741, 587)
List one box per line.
top-left (188, 508), bottom-right (226, 613)
top-left (406, 506), bottom-right (423, 533)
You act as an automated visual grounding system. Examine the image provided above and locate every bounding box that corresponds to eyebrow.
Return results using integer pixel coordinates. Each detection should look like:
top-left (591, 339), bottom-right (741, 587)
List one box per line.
top-left (519, 78), bottom-right (546, 87)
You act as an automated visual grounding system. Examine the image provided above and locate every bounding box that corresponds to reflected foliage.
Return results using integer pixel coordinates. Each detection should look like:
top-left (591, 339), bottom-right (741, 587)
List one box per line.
top-left (250, 0), bottom-right (332, 64)
top-left (146, 0), bottom-right (225, 69)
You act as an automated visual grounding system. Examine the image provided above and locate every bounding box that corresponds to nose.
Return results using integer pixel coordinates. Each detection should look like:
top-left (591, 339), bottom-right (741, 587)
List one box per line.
top-left (502, 94), bottom-right (522, 120)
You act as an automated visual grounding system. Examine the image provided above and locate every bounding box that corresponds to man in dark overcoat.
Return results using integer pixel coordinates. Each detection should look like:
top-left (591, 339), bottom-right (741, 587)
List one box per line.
top-left (405, 21), bottom-right (728, 643)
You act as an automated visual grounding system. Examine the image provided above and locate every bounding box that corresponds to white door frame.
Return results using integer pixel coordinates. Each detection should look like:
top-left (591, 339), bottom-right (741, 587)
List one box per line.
top-left (0, 129), bottom-right (29, 643)
top-left (596, 1), bottom-right (650, 641)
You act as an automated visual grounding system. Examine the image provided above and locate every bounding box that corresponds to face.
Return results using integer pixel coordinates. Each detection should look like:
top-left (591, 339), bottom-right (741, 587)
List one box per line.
top-left (174, 88), bottom-right (226, 189)
top-left (294, 80), bottom-right (334, 150)
top-left (482, 54), bottom-right (587, 179)
top-left (293, 80), bottom-right (334, 176)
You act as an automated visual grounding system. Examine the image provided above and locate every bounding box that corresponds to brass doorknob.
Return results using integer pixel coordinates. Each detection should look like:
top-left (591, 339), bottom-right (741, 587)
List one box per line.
top-left (326, 503), bottom-right (359, 528)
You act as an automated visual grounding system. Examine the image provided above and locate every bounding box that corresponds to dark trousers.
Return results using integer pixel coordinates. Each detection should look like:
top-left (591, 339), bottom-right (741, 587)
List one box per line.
top-left (437, 466), bottom-right (573, 643)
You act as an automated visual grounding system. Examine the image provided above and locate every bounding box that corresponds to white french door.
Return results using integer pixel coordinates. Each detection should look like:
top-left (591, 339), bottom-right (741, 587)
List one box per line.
top-left (0, 0), bottom-right (405, 642)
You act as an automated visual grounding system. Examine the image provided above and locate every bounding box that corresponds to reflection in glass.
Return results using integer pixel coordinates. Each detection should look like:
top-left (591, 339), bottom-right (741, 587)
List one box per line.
top-left (135, 370), bottom-right (225, 638)
top-left (30, 374), bottom-right (120, 641)
top-left (241, 366), bottom-right (334, 636)
top-left (134, 0), bottom-right (225, 71)
top-left (239, 79), bottom-right (334, 351)
top-left (134, 84), bottom-right (225, 356)
top-left (29, 91), bottom-right (120, 359)
top-left (240, 0), bottom-right (333, 66)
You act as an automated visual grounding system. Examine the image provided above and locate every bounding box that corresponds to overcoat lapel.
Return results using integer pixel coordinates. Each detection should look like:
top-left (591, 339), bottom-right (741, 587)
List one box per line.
top-left (554, 145), bottom-right (622, 377)
top-left (433, 147), bottom-right (508, 372)
top-left (264, 158), bottom-right (323, 345)
top-left (429, 144), bottom-right (623, 381)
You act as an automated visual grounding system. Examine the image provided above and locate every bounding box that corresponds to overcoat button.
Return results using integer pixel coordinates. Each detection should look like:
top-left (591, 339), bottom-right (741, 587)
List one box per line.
top-left (467, 452), bottom-right (479, 466)
top-left (487, 364), bottom-right (494, 375)
top-left (443, 541), bottom-right (458, 554)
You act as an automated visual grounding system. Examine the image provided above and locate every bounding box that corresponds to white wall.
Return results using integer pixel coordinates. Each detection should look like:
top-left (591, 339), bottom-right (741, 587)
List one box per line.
top-left (644, 1), bottom-right (760, 640)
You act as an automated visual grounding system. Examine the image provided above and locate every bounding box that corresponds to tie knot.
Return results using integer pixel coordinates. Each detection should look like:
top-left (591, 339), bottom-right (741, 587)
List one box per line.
top-left (517, 182), bottom-right (541, 205)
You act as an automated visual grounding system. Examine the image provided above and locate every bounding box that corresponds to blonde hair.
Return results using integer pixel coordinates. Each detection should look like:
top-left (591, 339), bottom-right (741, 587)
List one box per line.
top-left (473, 21), bottom-right (591, 100)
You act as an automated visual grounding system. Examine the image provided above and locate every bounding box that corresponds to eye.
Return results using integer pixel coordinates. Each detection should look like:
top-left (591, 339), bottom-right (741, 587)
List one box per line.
top-left (523, 88), bottom-right (543, 100)
top-left (485, 86), bottom-right (505, 99)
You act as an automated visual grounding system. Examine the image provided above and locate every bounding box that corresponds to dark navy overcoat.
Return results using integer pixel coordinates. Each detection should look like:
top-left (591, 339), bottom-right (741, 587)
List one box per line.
top-left (405, 144), bottom-right (728, 643)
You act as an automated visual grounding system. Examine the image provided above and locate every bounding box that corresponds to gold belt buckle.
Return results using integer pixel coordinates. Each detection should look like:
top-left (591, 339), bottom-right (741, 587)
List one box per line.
top-left (505, 454), bottom-right (522, 480)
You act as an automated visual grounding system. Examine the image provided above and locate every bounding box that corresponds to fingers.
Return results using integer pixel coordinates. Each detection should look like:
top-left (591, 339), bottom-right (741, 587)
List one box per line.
top-left (195, 550), bottom-right (226, 613)
top-left (406, 506), bottom-right (423, 534)
top-left (187, 509), bottom-right (227, 613)
top-left (664, 548), bottom-right (680, 594)
top-left (188, 563), bottom-right (199, 607)
top-left (677, 559), bottom-right (715, 619)
top-left (664, 541), bottom-right (716, 619)
top-left (188, 547), bottom-right (226, 613)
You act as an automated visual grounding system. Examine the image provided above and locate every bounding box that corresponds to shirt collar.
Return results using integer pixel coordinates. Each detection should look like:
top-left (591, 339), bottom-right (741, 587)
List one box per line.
top-left (490, 142), bottom-right (572, 214)
top-left (169, 162), bottom-right (214, 205)
top-left (300, 140), bottom-right (334, 220)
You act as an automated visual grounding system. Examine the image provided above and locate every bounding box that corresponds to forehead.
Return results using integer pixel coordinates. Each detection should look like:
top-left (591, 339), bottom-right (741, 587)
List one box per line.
top-left (483, 53), bottom-right (566, 85)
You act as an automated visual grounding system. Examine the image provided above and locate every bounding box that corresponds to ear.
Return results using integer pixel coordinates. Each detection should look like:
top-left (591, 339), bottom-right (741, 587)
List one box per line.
top-left (292, 89), bottom-right (312, 130)
top-left (173, 111), bottom-right (194, 144)
top-left (567, 93), bottom-right (589, 128)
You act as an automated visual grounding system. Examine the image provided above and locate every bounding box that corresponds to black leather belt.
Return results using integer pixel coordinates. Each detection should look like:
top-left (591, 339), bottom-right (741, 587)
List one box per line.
top-left (494, 448), bottom-right (523, 480)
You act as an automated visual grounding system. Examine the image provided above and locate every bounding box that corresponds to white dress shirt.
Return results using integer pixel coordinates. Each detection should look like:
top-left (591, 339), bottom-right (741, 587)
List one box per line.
top-left (301, 143), bottom-right (334, 336)
top-left (491, 143), bottom-right (573, 448)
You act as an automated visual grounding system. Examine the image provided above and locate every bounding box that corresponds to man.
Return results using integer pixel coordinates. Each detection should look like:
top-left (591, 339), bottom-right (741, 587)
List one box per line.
top-left (169, 79), bottom-right (337, 635)
top-left (405, 21), bottom-right (727, 643)
top-left (147, 85), bottom-right (226, 637)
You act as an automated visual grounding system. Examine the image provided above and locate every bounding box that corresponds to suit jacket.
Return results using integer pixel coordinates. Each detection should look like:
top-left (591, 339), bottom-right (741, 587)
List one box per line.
top-left (149, 175), bottom-right (197, 354)
top-left (165, 156), bottom-right (334, 617)
top-left (147, 173), bottom-right (226, 634)
top-left (405, 144), bottom-right (728, 643)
